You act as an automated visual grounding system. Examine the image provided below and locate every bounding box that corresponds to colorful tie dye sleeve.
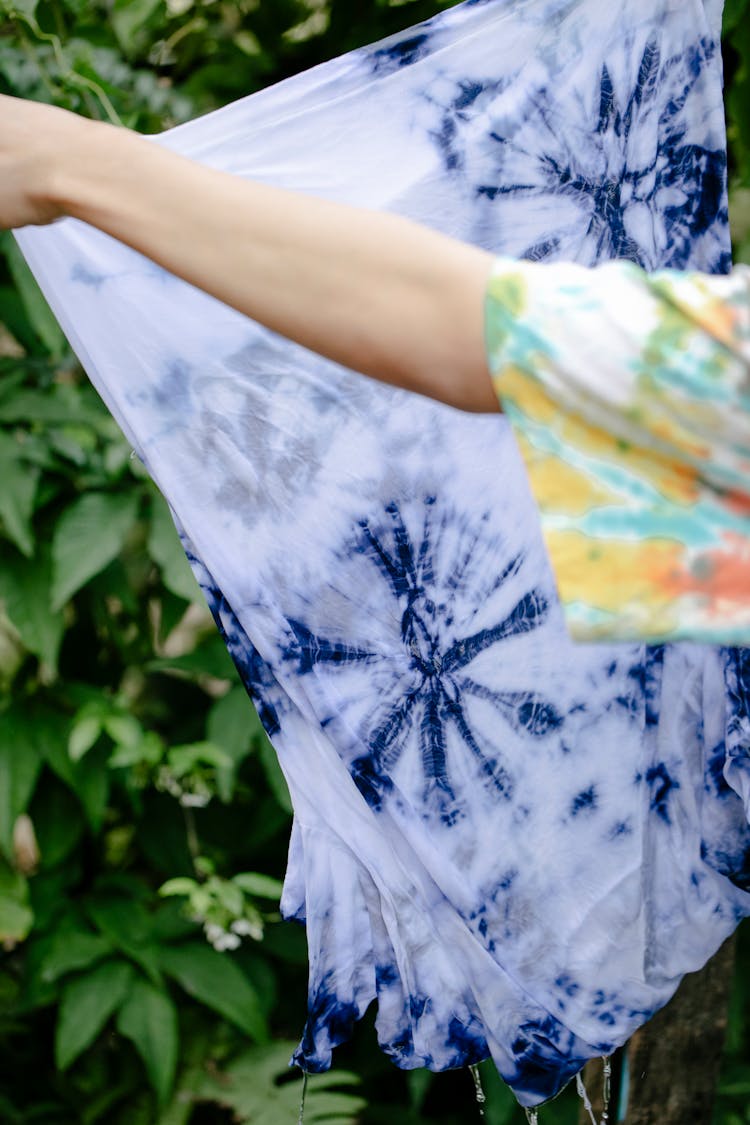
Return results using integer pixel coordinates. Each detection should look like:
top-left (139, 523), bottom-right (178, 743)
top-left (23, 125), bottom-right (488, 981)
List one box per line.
top-left (485, 259), bottom-right (750, 644)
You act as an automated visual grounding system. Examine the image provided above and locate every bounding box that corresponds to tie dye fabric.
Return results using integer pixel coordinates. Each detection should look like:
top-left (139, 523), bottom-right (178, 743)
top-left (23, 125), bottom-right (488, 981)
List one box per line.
top-left (14, 0), bottom-right (750, 1109)
top-left (485, 258), bottom-right (750, 644)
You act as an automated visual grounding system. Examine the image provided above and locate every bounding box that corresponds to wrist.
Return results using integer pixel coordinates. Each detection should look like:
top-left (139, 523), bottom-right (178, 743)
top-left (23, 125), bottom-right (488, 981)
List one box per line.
top-left (43, 115), bottom-right (123, 223)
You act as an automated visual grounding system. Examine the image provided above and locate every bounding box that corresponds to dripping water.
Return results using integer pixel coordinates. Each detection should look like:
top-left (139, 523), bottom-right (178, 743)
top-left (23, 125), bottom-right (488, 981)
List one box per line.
top-left (298, 1070), bottom-right (309, 1125)
top-left (468, 1064), bottom-right (486, 1117)
top-left (525, 1109), bottom-right (539, 1124)
top-left (601, 1055), bottom-right (612, 1123)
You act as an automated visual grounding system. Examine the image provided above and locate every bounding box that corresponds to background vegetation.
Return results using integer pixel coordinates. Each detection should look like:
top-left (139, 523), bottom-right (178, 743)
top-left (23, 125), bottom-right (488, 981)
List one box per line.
top-left (0, 1), bottom-right (749, 1123)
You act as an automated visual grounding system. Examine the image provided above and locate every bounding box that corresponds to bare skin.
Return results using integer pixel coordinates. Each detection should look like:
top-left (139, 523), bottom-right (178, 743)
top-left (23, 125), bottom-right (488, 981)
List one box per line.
top-left (0, 94), bottom-right (499, 413)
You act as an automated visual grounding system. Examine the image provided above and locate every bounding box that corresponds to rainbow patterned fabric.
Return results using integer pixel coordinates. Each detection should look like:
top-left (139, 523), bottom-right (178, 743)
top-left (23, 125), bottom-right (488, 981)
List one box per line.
top-left (486, 260), bottom-right (750, 643)
top-left (14, 0), bottom-right (750, 1111)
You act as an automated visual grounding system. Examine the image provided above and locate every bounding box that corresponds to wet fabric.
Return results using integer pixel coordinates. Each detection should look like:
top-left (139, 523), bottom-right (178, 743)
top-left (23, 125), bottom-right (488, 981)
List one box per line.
top-left (14, 0), bottom-right (750, 1109)
top-left (486, 259), bottom-right (750, 644)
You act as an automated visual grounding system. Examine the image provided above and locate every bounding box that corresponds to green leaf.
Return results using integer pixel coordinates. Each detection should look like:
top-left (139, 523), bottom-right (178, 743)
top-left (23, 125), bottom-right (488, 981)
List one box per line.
top-left (111, 0), bottom-right (164, 53)
top-left (191, 1041), bottom-right (364, 1125)
top-left (104, 712), bottom-right (143, 748)
top-left (258, 734), bottom-right (293, 815)
top-left (0, 466), bottom-right (37, 557)
top-left (147, 495), bottom-right (201, 602)
top-left (0, 384), bottom-right (108, 428)
top-left (157, 587), bottom-right (195, 642)
top-left (4, 235), bottom-right (66, 357)
top-left (0, 546), bottom-right (65, 669)
top-left (214, 877), bottom-right (244, 917)
top-left (55, 959), bottom-right (135, 1070)
top-left (28, 867), bottom-right (73, 934)
top-left (85, 894), bottom-right (162, 984)
top-left (68, 713), bottom-right (103, 762)
top-left (19, 934), bottom-right (60, 1009)
top-left (138, 791), bottom-right (194, 876)
top-left (30, 775), bottom-right (85, 868)
top-left (730, 187), bottom-right (750, 247)
top-left (42, 714), bottom-right (82, 790)
top-left (0, 864), bottom-right (33, 944)
top-left (726, 16), bottom-right (750, 187)
top-left (0, 287), bottom-right (35, 355)
top-left (37, 921), bottom-right (113, 984)
top-left (724, 0), bottom-right (750, 34)
top-left (233, 873), bottom-right (283, 900)
top-left (108, 729), bottom-right (165, 769)
top-left (116, 976), bottom-right (179, 1106)
top-left (4, 0), bottom-right (39, 20)
top-left (207, 687), bottom-right (257, 802)
top-left (159, 942), bottom-right (268, 1042)
top-left (0, 890), bottom-right (33, 944)
top-left (46, 427), bottom-right (92, 467)
top-left (734, 234), bottom-right (750, 266)
top-left (0, 432), bottom-right (38, 557)
top-left (159, 878), bottom-right (198, 898)
top-left (0, 364), bottom-right (26, 400)
top-left (73, 743), bottom-right (111, 832)
top-left (207, 687), bottom-right (259, 758)
top-left (155, 1098), bottom-right (193, 1125)
top-left (147, 633), bottom-right (238, 680)
top-left (0, 706), bottom-right (44, 858)
top-left (151, 899), bottom-right (199, 944)
top-left (237, 951), bottom-right (278, 1020)
top-left (167, 741), bottom-right (232, 776)
top-left (51, 491), bottom-right (139, 610)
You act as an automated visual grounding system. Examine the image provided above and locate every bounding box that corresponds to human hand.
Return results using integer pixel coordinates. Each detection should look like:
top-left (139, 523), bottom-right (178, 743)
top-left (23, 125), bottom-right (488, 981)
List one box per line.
top-left (0, 94), bottom-right (96, 229)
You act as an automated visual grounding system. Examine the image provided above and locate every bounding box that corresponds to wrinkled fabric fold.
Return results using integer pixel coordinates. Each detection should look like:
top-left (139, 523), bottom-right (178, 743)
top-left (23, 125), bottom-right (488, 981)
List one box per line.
top-left (14, 0), bottom-right (750, 1107)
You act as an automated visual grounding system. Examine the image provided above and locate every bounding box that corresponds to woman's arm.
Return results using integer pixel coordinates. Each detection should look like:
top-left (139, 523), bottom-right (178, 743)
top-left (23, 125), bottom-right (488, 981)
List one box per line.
top-left (0, 95), bottom-right (498, 413)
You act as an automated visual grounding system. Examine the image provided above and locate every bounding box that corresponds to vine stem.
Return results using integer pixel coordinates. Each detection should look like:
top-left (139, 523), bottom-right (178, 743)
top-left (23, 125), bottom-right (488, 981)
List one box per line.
top-left (183, 804), bottom-right (201, 870)
top-left (9, 4), bottom-right (124, 125)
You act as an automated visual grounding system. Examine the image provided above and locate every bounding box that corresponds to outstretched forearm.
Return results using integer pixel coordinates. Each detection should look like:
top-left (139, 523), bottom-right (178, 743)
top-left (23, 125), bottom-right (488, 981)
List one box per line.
top-left (5, 98), bottom-right (498, 412)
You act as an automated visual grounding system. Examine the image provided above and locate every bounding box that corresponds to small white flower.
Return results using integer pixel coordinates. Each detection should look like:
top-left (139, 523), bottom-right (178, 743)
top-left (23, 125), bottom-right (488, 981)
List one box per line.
top-left (230, 917), bottom-right (263, 940)
top-left (166, 0), bottom-right (193, 15)
top-left (179, 791), bottom-right (211, 808)
top-left (216, 932), bottom-right (242, 952)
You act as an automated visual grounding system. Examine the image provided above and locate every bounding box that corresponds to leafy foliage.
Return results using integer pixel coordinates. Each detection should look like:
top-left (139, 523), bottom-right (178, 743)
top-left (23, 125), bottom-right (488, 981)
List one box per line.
top-left (0, 1), bottom-right (748, 1123)
top-left (725, 0), bottom-right (750, 262)
top-left (725, 0), bottom-right (750, 185)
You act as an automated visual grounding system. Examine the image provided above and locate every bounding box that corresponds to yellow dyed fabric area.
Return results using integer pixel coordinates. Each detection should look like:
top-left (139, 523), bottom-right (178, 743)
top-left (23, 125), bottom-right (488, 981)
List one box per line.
top-left (485, 258), bottom-right (750, 643)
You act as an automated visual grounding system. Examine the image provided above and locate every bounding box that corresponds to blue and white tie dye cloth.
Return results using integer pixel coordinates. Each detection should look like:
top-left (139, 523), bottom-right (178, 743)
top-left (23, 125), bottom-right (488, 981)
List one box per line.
top-left (15, 0), bottom-right (750, 1108)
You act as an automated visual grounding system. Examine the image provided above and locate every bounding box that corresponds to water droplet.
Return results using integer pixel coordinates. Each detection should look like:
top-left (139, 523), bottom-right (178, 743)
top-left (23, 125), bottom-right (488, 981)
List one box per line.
top-left (525, 1109), bottom-right (539, 1124)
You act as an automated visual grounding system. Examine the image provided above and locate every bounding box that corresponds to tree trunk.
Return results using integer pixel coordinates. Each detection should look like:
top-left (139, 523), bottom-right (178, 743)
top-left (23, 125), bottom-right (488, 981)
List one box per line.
top-left (577, 935), bottom-right (736, 1125)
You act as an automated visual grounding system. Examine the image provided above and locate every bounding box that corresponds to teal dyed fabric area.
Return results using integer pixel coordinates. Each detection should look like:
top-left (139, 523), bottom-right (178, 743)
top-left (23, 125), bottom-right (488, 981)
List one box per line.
top-left (15, 0), bottom-right (748, 1107)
